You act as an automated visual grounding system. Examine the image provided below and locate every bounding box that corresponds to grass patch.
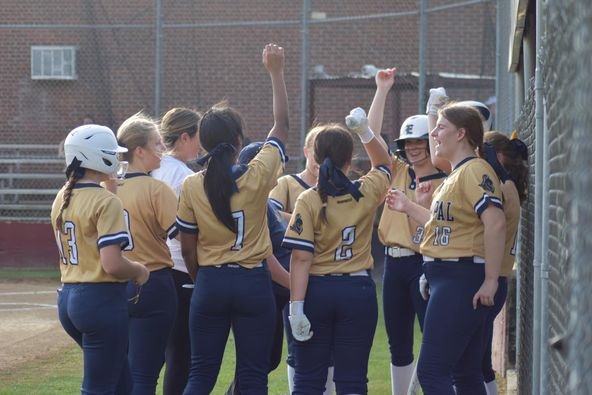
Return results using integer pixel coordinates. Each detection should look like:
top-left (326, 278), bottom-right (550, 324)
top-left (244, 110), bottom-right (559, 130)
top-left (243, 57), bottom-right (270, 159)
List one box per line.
top-left (0, 285), bottom-right (422, 394)
top-left (0, 267), bottom-right (60, 280)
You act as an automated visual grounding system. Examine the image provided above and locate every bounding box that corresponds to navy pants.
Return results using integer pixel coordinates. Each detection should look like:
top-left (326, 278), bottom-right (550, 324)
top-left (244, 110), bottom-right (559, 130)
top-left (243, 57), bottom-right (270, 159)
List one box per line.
top-left (293, 275), bottom-right (377, 395)
top-left (58, 282), bottom-right (130, 395)
top-left (183, 264), bottom-right (276, 395)
top-left (127, 267), bottom-right (177, 395)
top-left (418, 260), bottom-right (489, 395)
top-left (164, 269), bottom-right (193, 395)
top-left (481, 276), bottom-right (508, 383)
top-left (382, 253), bottom-right (427, 366)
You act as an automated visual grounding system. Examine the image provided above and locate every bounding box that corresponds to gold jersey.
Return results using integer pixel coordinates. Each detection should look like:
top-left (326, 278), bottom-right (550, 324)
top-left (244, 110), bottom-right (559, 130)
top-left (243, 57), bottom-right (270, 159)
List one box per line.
top-left (500, 180), bottom-right (521, 277)
top-left (176, 139), bottom-right (286, 268)
top-left (378, 156), bottom-right (446, 251)
top-left (269, 174), bottom-right (311, 213)
top-left (51, 183), bottom-right (130, 283)
top-left (116, 173), bottom-right (178, 272)
top-left (420, 157), bottom-right (503, 259)
top-left (283, 166), bottom-right (391, 275)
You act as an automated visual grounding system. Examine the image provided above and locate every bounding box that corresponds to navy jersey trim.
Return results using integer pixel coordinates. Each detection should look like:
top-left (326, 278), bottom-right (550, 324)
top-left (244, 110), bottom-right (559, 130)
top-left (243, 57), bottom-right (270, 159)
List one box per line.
top-left (452, 156), bottom-right (477, 171)
top-left (72, 183), bottom-right (102, 189)
top-left (176, 217), bottom-right (199, 234)
top-left (418, 171), bottom-right (448, 183)
top-left (269, 198), bottom-right (285, 211)
top-left (98, 231), bottom-right (130, 250)
top-left (282, 237), bottom-right (314, 252)
top-left (266, 137), bottom-right (287, 163)
top-left (289, 174), bottom-right (312, 190)
top-left (124, 172), bottom-right (150, 179)
top-left (375, 165), bottom-right (392, 181)
top-left (474, 194), bottom-right (504, 216)
top-left (167, 223), bottom-right (179, 240)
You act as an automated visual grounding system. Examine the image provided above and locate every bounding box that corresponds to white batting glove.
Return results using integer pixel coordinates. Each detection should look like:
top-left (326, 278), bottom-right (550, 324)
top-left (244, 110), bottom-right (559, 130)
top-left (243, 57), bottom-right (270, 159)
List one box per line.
top-left (345, 107), bottom-right (375, 144)
top-left (426, 87), bottom-right (448, 115)
top-left (419, 274), bottom-right (430, 301)
top-left (289, 301), bottom-right (313, 341)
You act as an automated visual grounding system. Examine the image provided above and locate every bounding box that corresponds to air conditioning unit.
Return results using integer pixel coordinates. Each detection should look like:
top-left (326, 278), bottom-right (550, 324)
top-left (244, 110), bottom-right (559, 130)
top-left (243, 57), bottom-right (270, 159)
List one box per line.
top-left (31, 46), bottom-right (77, 80)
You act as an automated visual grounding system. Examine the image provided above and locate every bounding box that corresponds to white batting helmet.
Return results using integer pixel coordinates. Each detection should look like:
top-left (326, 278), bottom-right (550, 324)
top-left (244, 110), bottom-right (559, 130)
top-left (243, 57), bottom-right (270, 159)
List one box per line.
top-left (64, 124), bottom-right (127, 175)
top-left (457, 100), bottom-right (492, 132)
top-left (394, 115), bottom-right (429, 161)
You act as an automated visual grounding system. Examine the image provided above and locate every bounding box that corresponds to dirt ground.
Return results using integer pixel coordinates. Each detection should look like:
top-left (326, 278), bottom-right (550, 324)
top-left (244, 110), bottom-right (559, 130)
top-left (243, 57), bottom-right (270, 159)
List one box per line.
top-left (0, 279), bottom-right (72, 371)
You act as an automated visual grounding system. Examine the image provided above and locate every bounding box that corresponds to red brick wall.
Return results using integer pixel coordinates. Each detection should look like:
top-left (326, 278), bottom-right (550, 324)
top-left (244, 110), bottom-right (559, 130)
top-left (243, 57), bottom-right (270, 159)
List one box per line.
top-left (0, 0), bottom-right (495, 169)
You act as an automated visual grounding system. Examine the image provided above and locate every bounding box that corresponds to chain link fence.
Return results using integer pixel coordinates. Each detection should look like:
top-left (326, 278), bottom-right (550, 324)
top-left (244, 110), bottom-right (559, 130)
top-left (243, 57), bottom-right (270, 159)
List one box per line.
top-left (0, 0), bottom-right (495, 223)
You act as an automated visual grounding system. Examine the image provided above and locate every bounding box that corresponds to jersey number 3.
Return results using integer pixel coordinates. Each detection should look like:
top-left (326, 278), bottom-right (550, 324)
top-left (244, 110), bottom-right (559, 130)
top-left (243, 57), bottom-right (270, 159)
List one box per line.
top-left (335, 226), bottom-right (356, 261)
top-left (56, 221), bottom-right (79, 265)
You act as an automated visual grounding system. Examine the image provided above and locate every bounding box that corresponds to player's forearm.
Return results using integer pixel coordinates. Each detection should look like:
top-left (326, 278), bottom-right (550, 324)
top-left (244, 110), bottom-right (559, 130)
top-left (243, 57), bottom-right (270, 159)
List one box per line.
top-left (367, 88), bottom-right (390, 152)
top-left (482, 207), bottom-right (506, 281)
top-left (405, 200), bottom-right (431, 225)
top-left (290, 252), bottom-right (312, 301)
top-left (267, 254), bottom-right (290, 289)
top-left (180, 233), bottom-right (199, 281)
top-left (268, 71), bottom-right (289, 144)
top-left (363, 135), bottom-right (391, 170)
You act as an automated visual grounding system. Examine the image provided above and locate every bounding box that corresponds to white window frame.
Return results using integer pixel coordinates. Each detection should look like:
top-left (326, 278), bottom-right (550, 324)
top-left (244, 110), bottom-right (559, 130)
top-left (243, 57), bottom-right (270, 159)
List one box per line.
top-left (31, 46), bottom-right (77, 80)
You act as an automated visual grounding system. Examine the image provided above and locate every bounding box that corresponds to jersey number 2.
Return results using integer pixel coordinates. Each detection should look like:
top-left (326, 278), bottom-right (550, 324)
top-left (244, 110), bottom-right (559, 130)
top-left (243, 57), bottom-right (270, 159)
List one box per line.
top-left (335, 226), bottom-right (356, 261)
top-left (56, 221), bottom-right (78, 265)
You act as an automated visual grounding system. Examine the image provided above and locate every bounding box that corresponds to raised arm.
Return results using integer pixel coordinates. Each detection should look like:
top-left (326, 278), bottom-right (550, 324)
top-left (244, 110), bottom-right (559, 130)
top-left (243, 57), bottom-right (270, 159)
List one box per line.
top-left (345, 107), bottom-right (391, 169)
top-left (263, 44), bottom-right (289, 145)
top-left (367, 67), bottom-right (396, 152)
top-left (426, 87), bottom-right (451, 173)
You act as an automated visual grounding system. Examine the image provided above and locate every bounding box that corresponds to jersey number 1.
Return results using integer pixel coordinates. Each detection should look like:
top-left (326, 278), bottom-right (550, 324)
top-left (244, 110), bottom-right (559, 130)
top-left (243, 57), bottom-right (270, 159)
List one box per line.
top-left (231, 211), bottom-right (245, 251)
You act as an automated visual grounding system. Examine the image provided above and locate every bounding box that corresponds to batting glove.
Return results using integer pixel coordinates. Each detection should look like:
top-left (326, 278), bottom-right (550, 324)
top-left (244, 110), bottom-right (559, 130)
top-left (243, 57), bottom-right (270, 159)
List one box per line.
top-left (289, 301), bottom-right (313, 342)
top-left (419, 274), bottom-right (430, 301)
top-left (345, 107), bottom-right (375, 144)
top-left (426, 87), bottom-right (448, 115)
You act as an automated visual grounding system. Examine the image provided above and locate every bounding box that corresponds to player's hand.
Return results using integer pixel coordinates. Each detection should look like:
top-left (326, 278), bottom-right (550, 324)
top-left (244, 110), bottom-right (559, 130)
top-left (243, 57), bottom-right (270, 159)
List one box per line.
top-left (419, 273), bottom-right (430, 301)
top-left (415, 179), bottom-right (433, 208)
top-left (375, 67), bottom-right (397, 91)
top-left (472, 278), bottom-right (498, 309)
top-left (386, 188), bottom-right (410, 213)
top-left (426, 87), bottom-right (448, 115)
top-left (134, 264), bottom-right (150, 286)
top-left (345, 107), bottom-right (369, 135)
top-left (289, 301), bottom-right (313, 341)
top-left (262, 43), bottom-right (284, 74)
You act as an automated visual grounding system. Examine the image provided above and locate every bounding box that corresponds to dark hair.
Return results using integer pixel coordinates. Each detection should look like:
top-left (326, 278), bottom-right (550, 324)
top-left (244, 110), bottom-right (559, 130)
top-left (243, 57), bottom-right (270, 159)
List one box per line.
top-left (56, 168), bottom-right (85, 234)
top-left (485, 131), bottom-right (529, 203)
top-left (199, 102), bottom-right (244, 232)
top-left (160, 107), bottom-right (201, 149)
top-left (439, 103), bottom-right (485, 158)
top-left (314, 124), bottom-right (354, 223)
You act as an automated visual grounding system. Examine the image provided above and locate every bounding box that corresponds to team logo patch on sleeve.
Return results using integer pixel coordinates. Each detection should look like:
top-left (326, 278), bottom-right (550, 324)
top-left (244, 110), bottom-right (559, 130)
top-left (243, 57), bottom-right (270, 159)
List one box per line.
top-left (290, 213), bottom-right (304, 235)
top-left (479, 174), bottom-right (495, 193)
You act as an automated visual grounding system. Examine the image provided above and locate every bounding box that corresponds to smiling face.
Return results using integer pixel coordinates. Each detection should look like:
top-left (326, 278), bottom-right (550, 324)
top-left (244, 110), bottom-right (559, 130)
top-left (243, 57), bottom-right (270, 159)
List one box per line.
top-left (430, 115), bottom-right (461, 161)
top-left (403, 138), bottom-right (429, 165)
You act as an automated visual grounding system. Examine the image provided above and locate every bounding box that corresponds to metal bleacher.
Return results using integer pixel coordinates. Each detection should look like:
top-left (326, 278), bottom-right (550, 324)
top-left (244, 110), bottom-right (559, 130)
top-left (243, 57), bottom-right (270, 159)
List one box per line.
top-left (0, 144), bottom-right (64, 223)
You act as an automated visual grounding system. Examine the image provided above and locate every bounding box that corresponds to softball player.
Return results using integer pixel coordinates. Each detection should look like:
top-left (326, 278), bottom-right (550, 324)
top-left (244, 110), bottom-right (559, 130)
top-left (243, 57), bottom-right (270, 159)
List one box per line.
top-left (269, 126), bottom-right (320, 218)
top-left (116, 113), bottom-right (179, 395)
top-left (176, 43), bottom-right (288, 395)
top-left (283, 109), bottom-right (392, 395)
top-left (481, 131), bottom-right (528, 395)
top-left (52, 124), bottom-right (149, 394)
top-left (151, 107), bottom-right (201, 395)
top-left (387, 103), bottom-right (506, 395)
top-left (366, 68), bottom-right (446, 395)
top-left (270, 126), bottom-right (337, 394)
top-left (224, 142), bottom-right (293, 395)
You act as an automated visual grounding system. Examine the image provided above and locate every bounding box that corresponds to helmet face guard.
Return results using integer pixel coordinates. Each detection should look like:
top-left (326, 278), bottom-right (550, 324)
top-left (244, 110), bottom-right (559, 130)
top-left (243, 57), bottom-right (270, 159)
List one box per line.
top-left (64, 125), bottom-right (127, 175)
top-left (394, 115), bottom-right (429, 162)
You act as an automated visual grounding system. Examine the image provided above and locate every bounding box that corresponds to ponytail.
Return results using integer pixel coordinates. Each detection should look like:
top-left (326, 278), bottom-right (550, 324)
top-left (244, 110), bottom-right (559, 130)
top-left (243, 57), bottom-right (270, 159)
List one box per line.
top-left (56, 168), bottom-right (84, 234)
